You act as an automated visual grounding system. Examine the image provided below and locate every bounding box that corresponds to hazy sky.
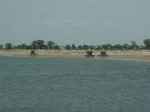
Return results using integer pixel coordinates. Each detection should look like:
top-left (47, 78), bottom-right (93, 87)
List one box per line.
top-left (0, 0), bottom-right (150, 45)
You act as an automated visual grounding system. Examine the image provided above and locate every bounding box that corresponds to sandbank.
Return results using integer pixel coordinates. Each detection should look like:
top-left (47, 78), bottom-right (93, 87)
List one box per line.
top-left (0, 50), bottom-right (150, 61)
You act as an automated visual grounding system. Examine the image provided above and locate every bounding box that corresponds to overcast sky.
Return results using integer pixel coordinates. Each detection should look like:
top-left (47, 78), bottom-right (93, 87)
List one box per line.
top-left (0, 0), bottom-right (150, 45)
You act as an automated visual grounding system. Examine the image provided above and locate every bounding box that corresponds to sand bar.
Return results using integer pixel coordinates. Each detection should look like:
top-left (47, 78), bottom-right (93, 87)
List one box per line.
top-left (0, 50), bottom-right (150, 61)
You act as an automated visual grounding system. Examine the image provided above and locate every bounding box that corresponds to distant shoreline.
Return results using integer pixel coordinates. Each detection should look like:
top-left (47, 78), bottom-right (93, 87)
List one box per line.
top-left (0, 50), bottom-right (150, 61)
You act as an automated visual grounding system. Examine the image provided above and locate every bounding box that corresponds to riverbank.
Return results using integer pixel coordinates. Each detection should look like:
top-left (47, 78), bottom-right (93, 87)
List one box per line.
top-left (0, 50), bottom-right (150, 61)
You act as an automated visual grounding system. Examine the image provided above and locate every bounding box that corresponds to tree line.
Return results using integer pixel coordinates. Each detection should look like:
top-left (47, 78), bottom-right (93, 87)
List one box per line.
top-left (0, 39), bottom-right (150, 50)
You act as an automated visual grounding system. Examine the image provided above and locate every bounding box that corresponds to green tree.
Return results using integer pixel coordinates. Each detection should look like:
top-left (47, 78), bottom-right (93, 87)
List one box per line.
top-left (139, 45), bottom-right (145, 49)
top-left (31, 40), bottom-right (45, 49)
top-left (12, 45), bottom-right (17, 49)
top-left (89, 45), bottom-right (96, 50)
top-left (78, 45), bottom-right (83, 50)
top-left (143, 39), bottom-right (150, 49)
top-left (25, 45), bottom-right (32, 49)
top-left (96, 45), bottom-right (102, 50)
top-left (112, 44), bottom-right (123, 50)
top-left (101, 44), bottom-right (112, 50)
top-left (123, 43), bottom-right (129, 49)
top-left (47, 41), bottom-right (55, 49)
top-left (31, 41), bottom-right (37, 49)
top-left (36, 40), bottom-right (45, 49)
top-left (53, 45), bottom-right (60, 50)
top-left (82, 45), bottom-right (89, 50)
top-left (65, 44), bottom-right (71, 50)
top-left (130, 41), bottom-right (136, 49)
top-left (5, 43), bottom-right (12, 49)
top-left (16, 45), bottom-right (21, 49)
top-left (20, 44), bottom-right (27, 49)
top-left (0, 45), bottom-right (3, 49)
top-left (71, 44), bottom-right (77, 50)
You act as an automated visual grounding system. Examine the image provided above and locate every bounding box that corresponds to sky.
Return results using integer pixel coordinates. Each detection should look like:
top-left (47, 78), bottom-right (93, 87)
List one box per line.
top-left (0, 0), bottom-right (150, 46)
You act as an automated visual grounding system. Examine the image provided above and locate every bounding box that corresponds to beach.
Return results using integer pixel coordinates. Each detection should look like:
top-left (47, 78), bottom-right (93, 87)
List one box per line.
top-left (0, 50), bottom-right (150, 61)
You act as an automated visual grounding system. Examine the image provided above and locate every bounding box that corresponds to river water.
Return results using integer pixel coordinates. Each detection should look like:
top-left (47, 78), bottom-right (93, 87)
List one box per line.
top-left (0, 56), bottom-right (150, 112)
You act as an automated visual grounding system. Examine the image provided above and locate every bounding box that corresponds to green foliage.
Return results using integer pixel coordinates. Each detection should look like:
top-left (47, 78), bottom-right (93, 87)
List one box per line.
top-left (130, 41), bottom-right (137, 49)
top-left (72, 44), bottom-right (77, 50)
top-left (31, 40), bottom-right (46, 49)
top-left (0, 45), bottom-right (3, 49)
top-left (101, 44), bottom-right (112, 50)
top-left (25, 45), bottom-right (32, 49)
top-left (143, 39), bottom-right (150, 49)
top-left (112, 44), bottom-right (123, 50)
top-left (78, 45), bottom-right (83, 50)
top-left (47, 41), bottom-right (55, 49)
top-left (20, 44), bottom-right (27, 49)
top-left (122, 43), bottom-right (129, 49)
top-left (95, 45), bottom-right (102, 50)
top-left (31, 41), bottom-right (37, 49)
top-left (82, 45), bottom-right (89, 50)
top-left (1, 39), bottom-right (149, 50)
top-left (36, 40), bottom-right (45, 49)
top-left (65, 44), bottom-right (71, 50)
top-left (53, 45), bottom-right (60, 50)
top-left (89, 45), bottom-right (96, 50)
top-left (5, 43), bottom-right (12, 49)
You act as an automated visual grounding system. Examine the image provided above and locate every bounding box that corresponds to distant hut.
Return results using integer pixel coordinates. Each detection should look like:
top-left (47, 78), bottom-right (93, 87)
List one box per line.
top-left (85, 48), bottom-right (94, 58)
top-left (98, 50), bottom-right (109, 57)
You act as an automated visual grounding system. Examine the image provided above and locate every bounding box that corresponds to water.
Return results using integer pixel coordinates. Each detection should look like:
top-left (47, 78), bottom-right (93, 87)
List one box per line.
top-left (0, 56), bottom-right (150, 112)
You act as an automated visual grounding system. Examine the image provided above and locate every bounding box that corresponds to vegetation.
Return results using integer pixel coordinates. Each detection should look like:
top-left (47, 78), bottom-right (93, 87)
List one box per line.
top-left (5, 43), bottom-right (13, 49)
top-left (0, 45), bottom-right (3, 49)
top-left (0, 39), bottom-right (150, 50)
top-left (143, 39), bottom-right (150, 49)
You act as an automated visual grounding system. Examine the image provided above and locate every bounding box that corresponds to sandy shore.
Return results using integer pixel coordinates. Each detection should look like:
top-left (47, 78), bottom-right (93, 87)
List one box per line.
top-left (0, 50), bottom-right (150, 61)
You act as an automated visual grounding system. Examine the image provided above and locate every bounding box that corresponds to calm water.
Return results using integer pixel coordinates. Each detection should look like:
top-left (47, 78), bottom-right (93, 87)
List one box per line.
top-left (0, 56), bottom-right (150, 112)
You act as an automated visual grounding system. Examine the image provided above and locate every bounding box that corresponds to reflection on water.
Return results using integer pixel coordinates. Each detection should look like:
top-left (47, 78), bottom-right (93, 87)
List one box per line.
top-left (0, 56), bottom-right (150, 112)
